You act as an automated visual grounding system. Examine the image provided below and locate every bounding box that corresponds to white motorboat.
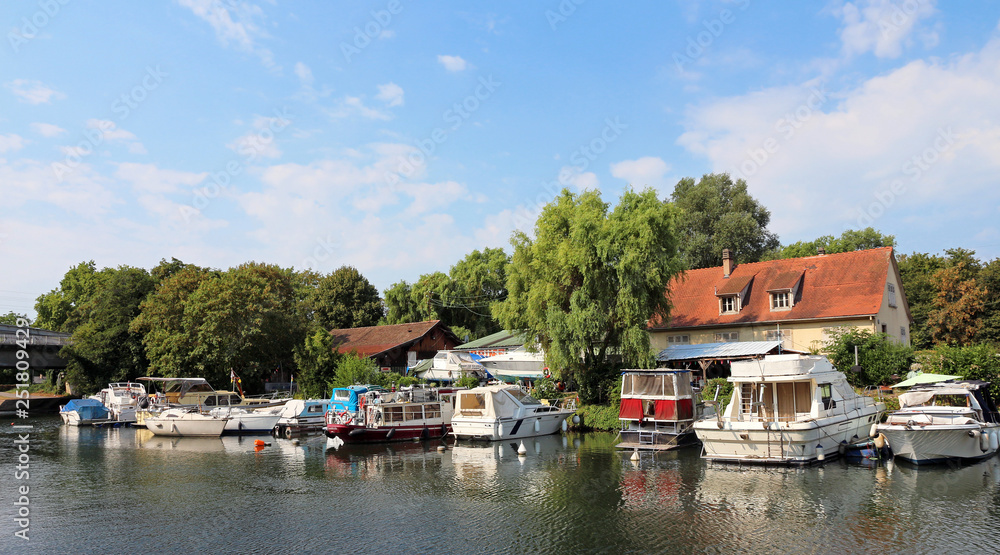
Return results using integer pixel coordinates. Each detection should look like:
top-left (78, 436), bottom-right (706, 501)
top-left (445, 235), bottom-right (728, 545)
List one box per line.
top-left (59, 398), bottom-right (113, 426)
top-left (617, 369), bottom-right (700, 451)
top-left (143, 408), bottom-right (229, 437)
top-left (693, 354), bottom-right (884, 464)
top-left (451, 384), bottom-right (573, 440)
top-left (477, 347), bottom-right (547, 381)
top-left (418, 350), bottom-right (490, 382)
top-left (877, 380), bottom-right (1000, 464)
top-left (209, 406), bottom-right (282, 434)
top-left (273, 399), bottom-right (328, 438)
top-left (90, 382), bottom-right (146, 423)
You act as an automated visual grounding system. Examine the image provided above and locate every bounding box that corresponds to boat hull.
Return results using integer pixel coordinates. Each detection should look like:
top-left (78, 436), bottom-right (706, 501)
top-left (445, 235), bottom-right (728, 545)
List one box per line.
top-left (60, 411), bottom-right (115, 427)
top-left (144, 414), bottom-right (229, 437)
top-left (694, 413), bottom-right (879, 464)
top-left (452, 411), bottom-right (570, 441)
top-left (325, 422), bottom-right (451, 444)
top-left (879, 425), bottom-right (1000, 464)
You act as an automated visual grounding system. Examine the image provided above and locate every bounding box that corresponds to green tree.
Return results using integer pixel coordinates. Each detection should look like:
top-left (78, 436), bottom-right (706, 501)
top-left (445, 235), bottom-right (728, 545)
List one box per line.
top-left (494, 187), bottom-right (684, 403)
top-left (61, 266), bottom-right (156, 392)
top-left (447, 247), bottom-right (510, 338)
top-left (671, 173), bottom-right (779, 269)
top-left (0, 312), bottom-right (29, 325)
top-left (926, 262), bottom-right (986, 346)
top-left (330, 354), bottom-right (392, 388)
top-left (130, 266), bottom-right (216, 378)
top-left (381, 281), bottom-right (421, 325)
top-left (897, 252), bottom-right (948, 349)
top-left (309, 266), bottom-right (383, 330)
top-left (823, 327), bottom-right (914, 387)
top-left (975, 257), bottom-right (1000, 344)
top-left (920, 343), bottom-right (1000, 399)
top-left (292, 328), bottom-right (343, 398)
top-left (33, 260), bottom-right (101, 332)
top-left (767, 228), bottom-right (895, 260)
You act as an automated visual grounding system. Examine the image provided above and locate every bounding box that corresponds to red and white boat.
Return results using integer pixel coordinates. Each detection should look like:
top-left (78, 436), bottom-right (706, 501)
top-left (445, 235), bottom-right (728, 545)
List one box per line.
top-left (324, 387), bottom-right (460, 445)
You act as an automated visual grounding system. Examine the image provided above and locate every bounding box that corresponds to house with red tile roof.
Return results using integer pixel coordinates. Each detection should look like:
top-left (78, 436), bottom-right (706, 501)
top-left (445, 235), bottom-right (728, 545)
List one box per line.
top-left (329, 319), bottom-right (461, 371)
top-left (649, 247), bottom-right (912, 353)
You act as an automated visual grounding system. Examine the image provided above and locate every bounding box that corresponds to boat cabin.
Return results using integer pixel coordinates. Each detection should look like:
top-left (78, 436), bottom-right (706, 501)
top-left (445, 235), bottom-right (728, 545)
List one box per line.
top-left (617, 370), bottom-right (698, 450)
top-left (720, 355), bottom-right (866, 423)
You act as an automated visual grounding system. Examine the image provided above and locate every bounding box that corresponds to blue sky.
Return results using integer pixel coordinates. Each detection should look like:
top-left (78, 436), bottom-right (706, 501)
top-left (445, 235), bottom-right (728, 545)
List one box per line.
top-left (3, 1), bottom-right (1000, 316)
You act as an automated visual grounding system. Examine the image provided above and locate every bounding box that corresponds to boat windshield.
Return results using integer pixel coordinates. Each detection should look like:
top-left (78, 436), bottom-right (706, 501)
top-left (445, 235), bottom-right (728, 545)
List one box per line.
top-left (505, 388), bottom-right (541, 405)
top-left (334, 390), bottom-right (350, 400)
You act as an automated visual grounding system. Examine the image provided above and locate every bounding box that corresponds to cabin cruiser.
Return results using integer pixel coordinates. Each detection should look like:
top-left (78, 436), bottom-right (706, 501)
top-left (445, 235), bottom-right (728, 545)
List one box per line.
top-left (273, 399), bottom-right (328, 438)
top-left (143, 407), bottom-right (230, 437)
top-left (208, 406), bottom-right (282, 434)
top-left (418, 350), bottom-right (490, 383)
top-left (89, 382), bottom-right (146, 423)
top-left (617, 369), bottom-right (700, 450)
top-left (60, 398), bottom-right (113, 426)
top-left (477, 347), bottom-right (547, 382)
top-left (692, 354), bottom-right (884, 464)
top-left (877, 380), bottom-right (1000, 464)
top-left (325, 385), bottom-right (459, 445)
top-left (451, 384), bottom-right (574, 440)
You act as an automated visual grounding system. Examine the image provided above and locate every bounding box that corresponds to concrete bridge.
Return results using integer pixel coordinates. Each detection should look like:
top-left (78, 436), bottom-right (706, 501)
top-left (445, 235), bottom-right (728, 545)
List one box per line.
top-left (0, 324), bottom-right (71, 372)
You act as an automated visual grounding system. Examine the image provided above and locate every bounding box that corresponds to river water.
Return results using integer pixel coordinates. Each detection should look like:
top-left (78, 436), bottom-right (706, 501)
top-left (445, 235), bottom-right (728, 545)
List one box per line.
top-left (3, 416), bottom-right (1000, 554)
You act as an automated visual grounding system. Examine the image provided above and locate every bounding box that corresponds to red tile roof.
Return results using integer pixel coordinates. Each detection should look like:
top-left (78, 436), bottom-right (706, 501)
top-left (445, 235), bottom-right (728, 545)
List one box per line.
top-left (651, 247), bottom-right (897, 330)
top-left (330, 320), bottom-right (454, 357)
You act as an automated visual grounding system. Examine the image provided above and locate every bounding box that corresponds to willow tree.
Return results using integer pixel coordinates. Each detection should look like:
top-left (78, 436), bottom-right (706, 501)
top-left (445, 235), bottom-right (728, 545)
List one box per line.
top-left (494, 187), bottom-right (684, 403)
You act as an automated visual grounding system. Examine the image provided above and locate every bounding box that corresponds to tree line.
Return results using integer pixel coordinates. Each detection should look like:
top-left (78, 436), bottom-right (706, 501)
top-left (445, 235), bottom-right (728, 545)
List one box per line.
top-left (6, 172), bottom-right (997, 400)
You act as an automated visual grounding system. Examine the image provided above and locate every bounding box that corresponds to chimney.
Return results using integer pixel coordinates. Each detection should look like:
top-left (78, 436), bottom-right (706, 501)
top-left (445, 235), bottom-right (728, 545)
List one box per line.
top-left (722, 248), bottom-right (735, 278)
top-left (817, 246), bottom-right (826, 256)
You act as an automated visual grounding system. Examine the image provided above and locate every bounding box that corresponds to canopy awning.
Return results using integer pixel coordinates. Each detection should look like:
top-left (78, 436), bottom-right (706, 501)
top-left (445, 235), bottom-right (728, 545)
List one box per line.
top-left (891, 373), bottom-right (961, 388)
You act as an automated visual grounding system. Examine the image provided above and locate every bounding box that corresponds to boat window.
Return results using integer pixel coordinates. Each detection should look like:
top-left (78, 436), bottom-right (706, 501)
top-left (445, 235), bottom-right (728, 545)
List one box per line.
top-left (934, 395), bottom-right (971, 407)
top-left (425, 405), bottom-right (441, 420)
top-left (820, 384), bottom-right (833, 410)
top-left (334, 390), bottom-right (350, 400)
top-left (460, 394), bottom-right (486, 410)
top-left (384, 406), bottom-right (404, 422)
top-left (643, 400), bottom-right (656, 417)
top-left (506, 388), bottom-right (542, 405)
top-left (307, 404), bottom-right (323, 413)
top-left (203, 395), bottom-right (217, 406)
top-left (404, 405), bottom-right (424, 421)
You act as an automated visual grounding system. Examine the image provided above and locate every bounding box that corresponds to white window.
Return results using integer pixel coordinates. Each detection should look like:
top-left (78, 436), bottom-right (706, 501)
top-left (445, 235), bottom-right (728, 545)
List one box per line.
top-left (667, 334), bottom-right (690, 345)
top-left (900, 326), bottom-right (907, 338)
top-left (771, 291), bottom-right (790, 310)
top-left (720, 296), bottom-right (738, 314)
top-left (887, 283), bottom-right (897, 308)
top-left (715, 332), bottom-right (739, 342)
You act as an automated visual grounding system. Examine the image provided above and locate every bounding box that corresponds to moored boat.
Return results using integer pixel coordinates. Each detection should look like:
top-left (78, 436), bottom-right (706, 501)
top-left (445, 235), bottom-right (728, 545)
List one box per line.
top-left (451, 384), bottom-right (574, 441)
top-left (59, 398), bottom-right (114, 426)
top-left (209, 406), bottom-right (282, 434)
top-left (692, 354), bottom-right (884, 464)
top-left (90, 382), bottom-right (146, 423)
top-left (877, 380), bottom-right (1000, 465)
top-left (324, 386), bottom-right (459, 445)
top-left (273, 399), bottom-right (328, 438)
top-left (617, 369), bottom-right (700, 451)
top-left (143, 407), bottom-right (229, 437)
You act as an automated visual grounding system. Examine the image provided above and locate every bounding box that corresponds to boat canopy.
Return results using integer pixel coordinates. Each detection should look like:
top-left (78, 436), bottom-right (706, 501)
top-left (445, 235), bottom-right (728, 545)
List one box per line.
top-left (729, 354), bottom-right (840, 381)
top-left (63, 398), bottom-right (110, 420)
top-left (456, 385), bottom-right (540, 419)
top-left (329, 385), bottom-right (369, 413)
top-left (478, 347), bottom-right (546, 379)
top-left (419, 350), bottom-right (490, 382)
top-left (620, 370), bottom-right (694, 399)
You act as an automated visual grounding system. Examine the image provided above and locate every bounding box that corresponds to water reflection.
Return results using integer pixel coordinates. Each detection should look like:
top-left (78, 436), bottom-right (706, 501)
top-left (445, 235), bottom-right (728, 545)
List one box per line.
top-left (7, 418), bottom-right (1000, 553)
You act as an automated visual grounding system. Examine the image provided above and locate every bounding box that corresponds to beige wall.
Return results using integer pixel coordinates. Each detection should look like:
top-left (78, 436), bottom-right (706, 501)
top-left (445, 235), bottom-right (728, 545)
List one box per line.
top-left (650, 318), bottom-right (881, 354)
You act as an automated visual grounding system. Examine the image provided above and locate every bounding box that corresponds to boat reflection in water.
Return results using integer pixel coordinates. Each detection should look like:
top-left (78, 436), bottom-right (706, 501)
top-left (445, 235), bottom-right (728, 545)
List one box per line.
top-left (324, 439), bottom-right (447, 480)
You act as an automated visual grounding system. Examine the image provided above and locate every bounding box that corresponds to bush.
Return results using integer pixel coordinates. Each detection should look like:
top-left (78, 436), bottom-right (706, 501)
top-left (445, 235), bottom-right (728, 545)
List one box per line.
top-left (575, 403), bottom-right (620, 431)
top-left (532, 377), bottom-right (559, 400)
top-left (456, 375), bottom-right (480, 389)
top-left (921, 343), bottom-right (1000, 399)
top-left (329, 355), bottom-right (383, 389)
top-left (701, 377), bottom-right (733, 410)
top-left (823, 327), bottom-right (914, 387)
top-left (397, 376), bottom-right (419, 387)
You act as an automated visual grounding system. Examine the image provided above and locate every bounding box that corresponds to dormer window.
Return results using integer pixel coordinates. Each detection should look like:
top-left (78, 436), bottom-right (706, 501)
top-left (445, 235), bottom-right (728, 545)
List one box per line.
top-left (720, 295), bottom-right (739, 314)
top-left (771, 291), bottom-right (791, 310)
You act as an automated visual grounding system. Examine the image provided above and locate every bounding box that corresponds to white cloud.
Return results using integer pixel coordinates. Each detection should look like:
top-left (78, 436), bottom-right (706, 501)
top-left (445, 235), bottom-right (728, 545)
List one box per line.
top-left (30, 123), bottom-right (67, 137)
top-left (176, 0), bottom-right (279, 71)
top-left (676, 38), bottom-right (1000, 241)
top-left (0, 157), bottom-right (116, 217)
top-left (835, 0), bottom-right (937, 59)
top-left (376, 82), bottom-right (405, 107)
top-left (5, 79), bottom-right (66, 104)
top-left (0, 134), bottom-right (25, 153)
top-left (556, 165), bottom-right (599, 191)
top-left (437, 54), bottom-right (468, 72)
top-left (294, 61), bottom-right (313, 87)
top-left (610, 156), bottom-right (671, 188)
top-left (326, 96), bottom-right (392, 121)
top-left (115, 162), bottom-right (206, 194)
